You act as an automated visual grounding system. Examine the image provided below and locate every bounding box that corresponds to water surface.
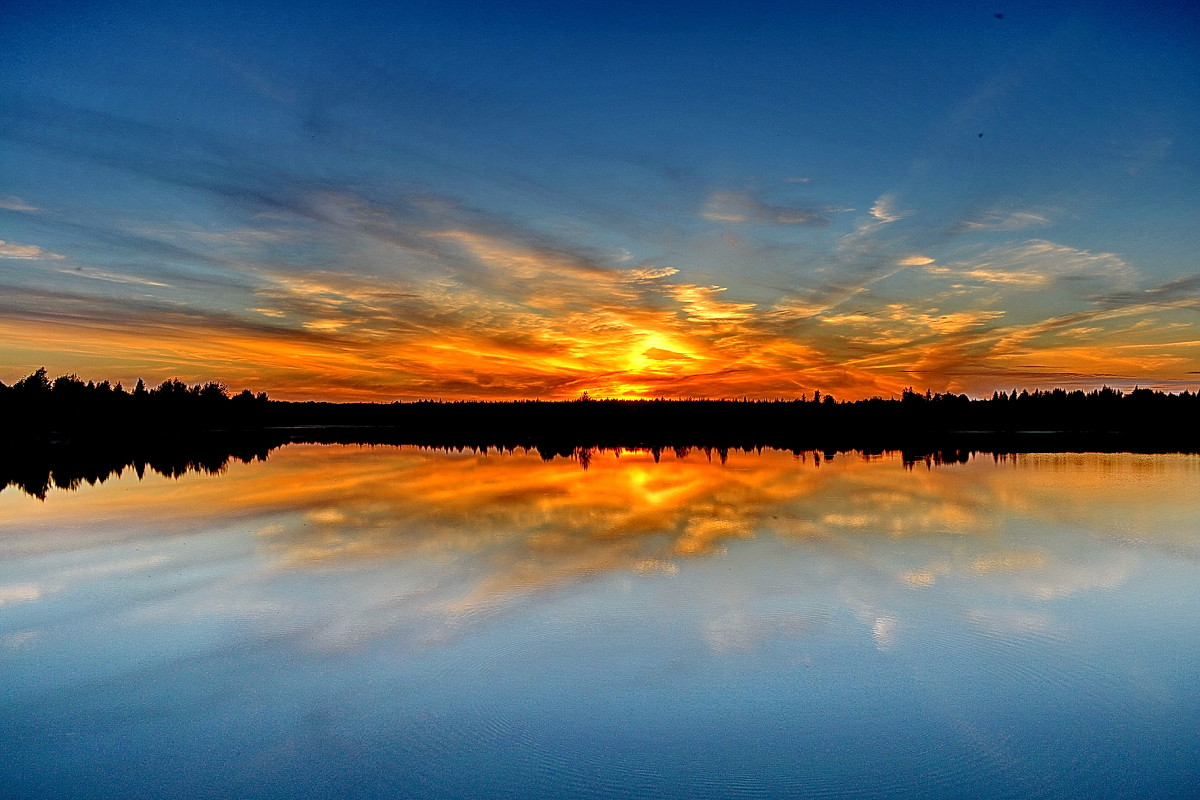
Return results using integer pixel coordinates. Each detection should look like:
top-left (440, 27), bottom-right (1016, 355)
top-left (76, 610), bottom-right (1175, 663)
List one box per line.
top-left (2, 446), bottom-right (1198, 798)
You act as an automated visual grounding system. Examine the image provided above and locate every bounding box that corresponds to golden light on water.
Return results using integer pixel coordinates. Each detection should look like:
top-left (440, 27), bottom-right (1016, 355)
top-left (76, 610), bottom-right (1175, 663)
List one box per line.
top-left (4, 445), bottom-right (1196, 620)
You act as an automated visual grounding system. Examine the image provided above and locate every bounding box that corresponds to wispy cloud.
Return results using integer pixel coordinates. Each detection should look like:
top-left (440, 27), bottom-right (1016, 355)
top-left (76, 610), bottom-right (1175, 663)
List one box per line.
top-left (1102, 273), bottom-right (1200, 308)
top-left (701, 191), bottom-right (830, 226)
top-left (0, 130), bottom-right (1193, 401)
top-left (869, 194), bottom-right (910, 224)
top-left (56, 266), bottom-right (172, 287)
top-left (0, 240), bottom-right (65, 260)
top-left (955, 207), bottom-right (1052, 233)
top-left (927, 239), bottom-right (1134, 290)
top-left (0, 195), bottom-right (37, 212)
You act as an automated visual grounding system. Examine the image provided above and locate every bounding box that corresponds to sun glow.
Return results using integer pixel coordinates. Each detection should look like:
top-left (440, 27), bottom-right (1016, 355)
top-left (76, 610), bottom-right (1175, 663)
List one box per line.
top-left (3, 205), bottom-right (1197, 400)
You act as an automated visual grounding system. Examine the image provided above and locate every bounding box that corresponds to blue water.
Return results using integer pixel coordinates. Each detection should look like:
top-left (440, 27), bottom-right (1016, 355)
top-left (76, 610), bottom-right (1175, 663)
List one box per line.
top-left (2, 447), bottom-right (1198, 798)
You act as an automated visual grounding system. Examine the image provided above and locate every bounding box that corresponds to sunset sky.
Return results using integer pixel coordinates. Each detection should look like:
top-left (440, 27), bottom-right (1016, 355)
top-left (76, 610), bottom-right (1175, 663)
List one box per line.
top-left (2, 0), bottom-right (1198, 400)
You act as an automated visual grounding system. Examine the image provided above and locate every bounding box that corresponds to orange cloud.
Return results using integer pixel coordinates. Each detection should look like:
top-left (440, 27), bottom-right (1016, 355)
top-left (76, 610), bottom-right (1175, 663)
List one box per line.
top-left (1, 198), bottom-right (1197, 399)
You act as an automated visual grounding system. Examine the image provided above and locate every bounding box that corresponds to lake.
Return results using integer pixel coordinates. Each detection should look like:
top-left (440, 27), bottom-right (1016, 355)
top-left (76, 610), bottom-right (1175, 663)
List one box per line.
top-left (2, 445), bottom-right (1198, 799)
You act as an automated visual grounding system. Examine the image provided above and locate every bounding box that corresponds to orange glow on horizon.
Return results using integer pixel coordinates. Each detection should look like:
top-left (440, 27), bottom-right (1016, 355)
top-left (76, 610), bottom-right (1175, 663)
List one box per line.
top-left (2, 219), bottom-right (1197, 401)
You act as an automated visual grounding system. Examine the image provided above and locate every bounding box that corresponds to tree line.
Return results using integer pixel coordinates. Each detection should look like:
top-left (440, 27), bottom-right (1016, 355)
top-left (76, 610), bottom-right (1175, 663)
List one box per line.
top-left (3, 367), bottom-right (1198, 498)
top-left (0, 368), bottom-right (270, 433)
top-left (2, 367), bottom-right (1198, 446)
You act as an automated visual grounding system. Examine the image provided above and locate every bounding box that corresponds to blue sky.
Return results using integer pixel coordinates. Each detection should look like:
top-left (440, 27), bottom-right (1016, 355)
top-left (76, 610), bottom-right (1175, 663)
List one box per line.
top-left (2, 0), bottom-right (1198, 398)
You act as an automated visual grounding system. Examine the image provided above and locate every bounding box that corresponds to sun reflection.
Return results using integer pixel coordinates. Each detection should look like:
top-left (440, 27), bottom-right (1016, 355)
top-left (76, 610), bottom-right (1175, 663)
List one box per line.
top-left (3, 446), bottom-right (1197, 641)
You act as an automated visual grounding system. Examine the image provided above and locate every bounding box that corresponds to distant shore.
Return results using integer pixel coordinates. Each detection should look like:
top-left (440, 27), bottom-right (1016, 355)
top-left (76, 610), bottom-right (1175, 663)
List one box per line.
top-left (4, 369), bottom-right (1199, 495)
top-left (5, 368), bottom-right (1200, 439)
top-left (5, 366), bottom-right (1199, 498)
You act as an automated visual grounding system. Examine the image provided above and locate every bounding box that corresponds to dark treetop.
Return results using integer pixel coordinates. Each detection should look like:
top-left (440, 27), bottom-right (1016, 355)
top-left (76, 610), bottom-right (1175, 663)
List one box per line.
top-left (2, 369), bottom-right (1198, 497)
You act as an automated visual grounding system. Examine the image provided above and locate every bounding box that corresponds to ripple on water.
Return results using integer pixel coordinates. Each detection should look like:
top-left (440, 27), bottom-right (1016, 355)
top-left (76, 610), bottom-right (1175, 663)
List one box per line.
top-left (351, 576), bottom-right (1158, 799)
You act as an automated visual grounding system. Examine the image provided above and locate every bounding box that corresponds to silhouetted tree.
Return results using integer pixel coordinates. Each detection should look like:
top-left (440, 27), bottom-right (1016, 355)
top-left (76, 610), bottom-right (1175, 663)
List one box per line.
top-left (198, 382), bottom-right (228, 402)
top-left (14, 367), bottom-right (51, 395)
top-left (52, 373), bottom-right (87, 398)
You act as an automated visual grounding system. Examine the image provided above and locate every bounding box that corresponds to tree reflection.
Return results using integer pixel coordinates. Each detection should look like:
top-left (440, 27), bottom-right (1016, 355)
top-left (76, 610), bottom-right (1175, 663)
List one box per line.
top-left (4, 445), bottom-right (1197, 650)
top-left (5, 433), bottom-right (1199, 500)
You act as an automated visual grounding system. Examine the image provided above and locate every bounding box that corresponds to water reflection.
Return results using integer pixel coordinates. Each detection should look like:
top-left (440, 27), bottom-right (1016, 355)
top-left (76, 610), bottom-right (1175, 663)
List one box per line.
top-left (2, 447), bottom-right (1198, 799)
top-left (3, 446), bottom-right (1196, 623)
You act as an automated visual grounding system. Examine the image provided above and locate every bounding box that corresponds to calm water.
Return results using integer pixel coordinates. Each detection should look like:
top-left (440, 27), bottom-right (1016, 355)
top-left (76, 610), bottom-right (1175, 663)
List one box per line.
top-left (2, 446), bottom-right (1198, 799)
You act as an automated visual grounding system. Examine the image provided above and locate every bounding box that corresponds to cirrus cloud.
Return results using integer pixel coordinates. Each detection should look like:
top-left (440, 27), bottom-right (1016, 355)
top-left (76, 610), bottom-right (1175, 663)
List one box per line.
top-left (0, 240), bottom-right (65, 260)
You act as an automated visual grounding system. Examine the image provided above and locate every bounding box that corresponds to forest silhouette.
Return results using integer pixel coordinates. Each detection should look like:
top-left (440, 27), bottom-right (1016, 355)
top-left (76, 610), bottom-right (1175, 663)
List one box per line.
top-left (3, 368), bottom-right (1198, 497)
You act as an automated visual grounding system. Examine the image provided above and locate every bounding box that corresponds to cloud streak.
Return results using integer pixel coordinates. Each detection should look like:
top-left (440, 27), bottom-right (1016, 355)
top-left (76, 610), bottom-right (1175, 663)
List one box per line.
top-left (1, 193), bottom-right (1195, 400)
top-left (0, 102), bottom-right (1195, 399)
top-left (0, 240), bottom-right (64, 260)
top-left (701, 192), bottom-right (830, 226)
top-left (954, 207), bottom-right (1053, 233)
top-left (1, 0), bottom-right (1197, 402)
top-left (0, 195), bottom-right (37, 212)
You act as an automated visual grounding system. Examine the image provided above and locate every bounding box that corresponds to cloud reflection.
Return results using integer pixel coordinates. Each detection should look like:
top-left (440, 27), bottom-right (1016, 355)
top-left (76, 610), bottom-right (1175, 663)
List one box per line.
top-left (2, 447), bottom-right (1195, 655)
